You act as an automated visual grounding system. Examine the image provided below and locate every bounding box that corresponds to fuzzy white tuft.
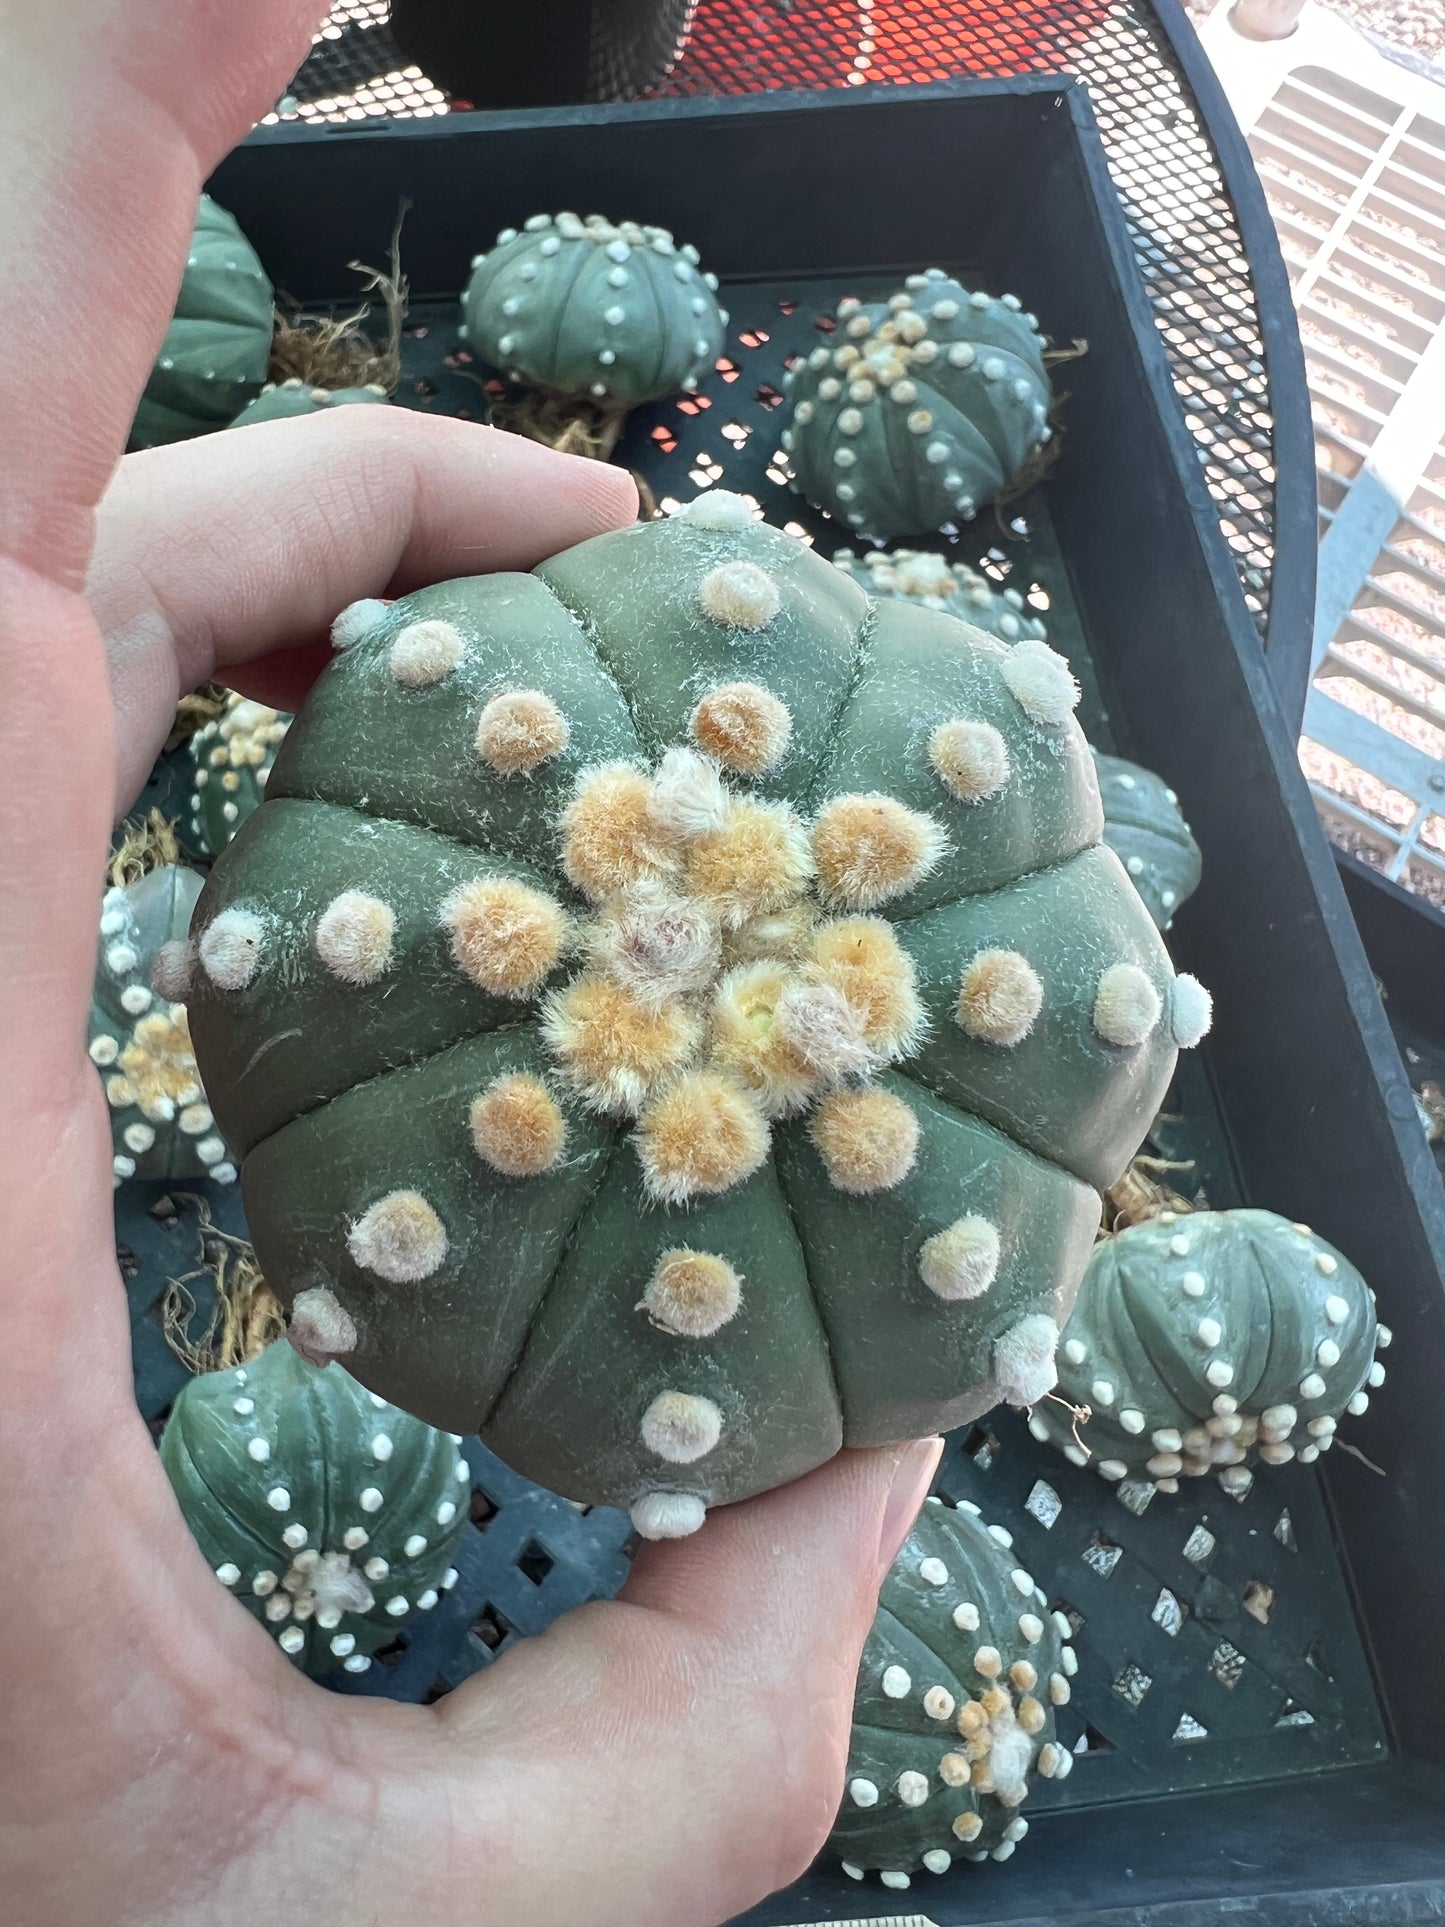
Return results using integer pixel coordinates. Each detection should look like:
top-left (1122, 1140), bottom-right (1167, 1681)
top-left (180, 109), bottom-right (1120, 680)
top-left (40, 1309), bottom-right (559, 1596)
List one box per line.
top-left (678, 489), bottom-right (755, 531)
top-left (1093, 962), bottom-right (1162, 1047)
top-left (198, 908), bottom-right (265, 991)
top-left (150, 939), bottom-right (195, 1001)
top-left (640, 1390), bottom-right (723, 1464)
top-left (592, 884), bottom-right (720, 1004)
top-left (330, 597), bottom-right (389, 650)
top-left (957, 949), bottom-right (1043, 1047)
top-left (315, 891), bottom-right (396, 985)
top-left (389, 619), bottom-right (464, 689)
top-left (648, 747), bottom-right (731, 838)
top-left (989, 1723), bottom-right (1035, 1803)
top-left (288, 1287), bottom-right (358, 1365)
top-left (631, 1491), bottom-right (707, 1539)
top-left (929, 718), bottom-right (1011, 804)
top-left (697, 560), bottom-right (781, 631)
top-left (773, 978), bottom-right (878, 1080)
top-left (999, 638), bottom-right (1080, 728)
top-left (993, 1313), bottom-right (1061, 1406)
top-left (474, 689), bottom-right (569, 775)
top-left (919, 1216), bottom-right (1002, 1301)
top-left (1170, 974), bottom-right (1213, 1048)
top-left (346, 1190), bottom-right (448, 1284)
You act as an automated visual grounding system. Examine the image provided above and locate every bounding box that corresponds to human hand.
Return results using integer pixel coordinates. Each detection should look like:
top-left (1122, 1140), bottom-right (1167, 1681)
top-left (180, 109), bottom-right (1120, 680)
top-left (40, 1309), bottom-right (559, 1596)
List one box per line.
top-left (0, 7), bottom-right (942, 1924)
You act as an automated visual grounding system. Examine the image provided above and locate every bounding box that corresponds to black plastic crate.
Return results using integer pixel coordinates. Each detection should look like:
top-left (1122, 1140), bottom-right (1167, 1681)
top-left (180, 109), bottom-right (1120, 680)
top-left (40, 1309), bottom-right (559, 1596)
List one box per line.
top-left (193, 79), bottom-right (1445, 1921)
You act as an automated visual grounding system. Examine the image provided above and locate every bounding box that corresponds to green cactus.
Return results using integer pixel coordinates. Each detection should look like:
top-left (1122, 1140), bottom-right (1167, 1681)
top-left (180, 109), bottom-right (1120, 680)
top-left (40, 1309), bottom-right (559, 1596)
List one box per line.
top-left (1031, 1207), bottom-right (1390, 1497)
top-left (186, 692), bottom-right (293, 857)
top-left (231, 377), bottom-right (390, 427)
top-left (831, 546), bottom-right (1047, 645)
top-left (184, 490), bottom-right (1208, 1538)
top-left (91, 864), bottom-right (235, 1187)
top-left (131, 195), bottom-right (274, 448)
top-left (782, 272), bottom-right (1052, 541)
top-left (461, 213), bottom-right (728, 408)
top-left (831, 1495), bottom-right (1076, 1888)
top-left (160, 1338), bottom-right (469, 1675)
top-left (1093, 750), bottom-right (1202, 933)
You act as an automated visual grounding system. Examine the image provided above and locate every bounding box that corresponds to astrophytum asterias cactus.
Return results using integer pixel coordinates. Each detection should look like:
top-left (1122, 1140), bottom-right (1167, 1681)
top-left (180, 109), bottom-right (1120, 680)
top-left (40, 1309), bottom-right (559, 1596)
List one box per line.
top-left (231, 377), bottom-right (390, 427)
top-left (1031, 1208), bottom-right (1389, 1496)
top-left (185, 489), bottom-right (1207, 1539)
top-left (782, 272), bottom-right (1052, 541)
top-left (460, 212), bottom-right (727, 408)
top-left (186, 692), bottom-right (292, 857)
top-left (831, 1495), bottom-right (1076, 1888)
top-left (92, 865), bottom-right (234, 1187)
top-left (161, 1338), bottom-right (469, 1675)
top-left (1093, 750), bottom-right (1201, 934)
top-left (832, 546), bottom-right (1047, 645)
top-left (131, 195), bottom-right (274, 449)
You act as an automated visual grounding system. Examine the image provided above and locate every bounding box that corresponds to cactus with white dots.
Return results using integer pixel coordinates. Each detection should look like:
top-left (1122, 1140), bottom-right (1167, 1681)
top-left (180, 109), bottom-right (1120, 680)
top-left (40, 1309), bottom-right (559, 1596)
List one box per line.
top-left (131, 195), bottom-right (274, 448)
top-left (231, 378), bottom-right (391, 428)
top-left (186, 692), bottom-right (293, 857)
top-left (1031, 1207), bottom-right (1389, 1496)
top-left (831, 547), bottom-right (1048, 646)
top-left (461, 212), bottom-right (728, 411)
top-left (92, 864), bottom-right (235, 1187)
top-left (160, 1338), bottom-right (470, 1676)
top-left (1093, 749), bottom-right (1202, 934)
top-left (184, 490), bottom-right (1209, 1539)
top-left (831, 1495), bottom-right (1076, 1887)
top-left (782, 272), bottom-right (1053, 541)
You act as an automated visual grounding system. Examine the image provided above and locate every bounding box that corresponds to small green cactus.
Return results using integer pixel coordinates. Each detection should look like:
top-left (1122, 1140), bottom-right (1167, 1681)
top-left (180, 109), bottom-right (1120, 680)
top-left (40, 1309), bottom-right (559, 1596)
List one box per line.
top-left (831, 1495), bottom-right (1076, 1888)
top-left (461, 213), bottom-right (728, 408)
top-left (231, 377), bottom-right (390, 427)
top-left (161, 1338), bottom-right (469, 1675)
top-left (1031, 1207), bottom-right (1390, 1496)
top-left (131, 196), bottom-right (274, 448)
top-left (783, 272), bottom-right (1052, 540)
top-left (831, 546), bottom-right (1047, 645)
top-left (91, 864), bottom-right (234, 1187)
top-left (186, 693), bottom-right (292, 857)
top-left (1093, 750), bottom-right (1201, 933)
top-left (186, 490), bottom-right (1206, 1538)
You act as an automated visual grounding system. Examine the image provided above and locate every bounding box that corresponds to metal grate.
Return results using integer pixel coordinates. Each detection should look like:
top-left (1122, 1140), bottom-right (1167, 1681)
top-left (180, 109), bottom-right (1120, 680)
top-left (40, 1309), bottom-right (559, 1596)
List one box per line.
top-left (276, 0), bottom-right (1282, 644)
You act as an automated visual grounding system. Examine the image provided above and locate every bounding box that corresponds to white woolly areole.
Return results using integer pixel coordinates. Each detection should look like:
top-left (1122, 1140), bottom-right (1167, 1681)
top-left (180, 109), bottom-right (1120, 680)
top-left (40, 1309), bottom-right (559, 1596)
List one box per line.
top-left (990, 1722), bottom-right (1035, 1802)
top-left (648, 746), bottom-right (730, 837)
top-left (919, 1216), bottom-right (1002, 1301)
top-left (957, 949), bottom-right (1044, 1047)
top-left (1171, 974), bottom-right (1213, 1049)
top-left (1093, 962), bottom-right (1162, 1048)
top-left (677, 489), bottom-right (755, 531)
top-left (198, 908), bottom-right (265, 990)
top-left (698, 560), bottom-right (782, 631)
top-left (999, 638), bottom-right (1080, 728)
top-left (150, 938), bottom-right (195, 1001)
top-left (929, 718), bottom-right (1011, 804)
top-left (474, 689), bottom-right (569, 775)
top-left (993, 1314), bottom-right (1061, 1406)
top-left (315, 891), bottom-right (396, 985)
top-left (330, 597), bottom-right (388, 650)
top-left (640, 1390), bottom-right (723, 1464)
top-left (631, 1490), bottom-right (707, 1539)
top-left (388, 619), bottom-right (464, 688)
top-left (346, 1190), bottom-right (448, 1283)
top-left (774, 979), bottom-right (879, 1080)
top-left (288, 1286), bottom-right (358, 1365)
top-left (690, 681), bottom-right (793, 775)
top-left (593, 883), bottom-right (720, 1004)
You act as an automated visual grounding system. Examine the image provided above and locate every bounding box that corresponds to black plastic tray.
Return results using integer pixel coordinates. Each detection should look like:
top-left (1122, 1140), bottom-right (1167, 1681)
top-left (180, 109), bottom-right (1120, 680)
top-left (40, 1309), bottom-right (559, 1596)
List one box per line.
top-left (195, 78), bottom-right (1445, 1922)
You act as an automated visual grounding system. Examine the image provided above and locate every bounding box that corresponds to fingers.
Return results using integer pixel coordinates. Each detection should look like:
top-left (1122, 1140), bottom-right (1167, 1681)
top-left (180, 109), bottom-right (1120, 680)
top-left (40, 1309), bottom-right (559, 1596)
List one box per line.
top-left (89, 409), bottom-right (638, 812)
top-left (423, 1438), bottom-right (942, 1927)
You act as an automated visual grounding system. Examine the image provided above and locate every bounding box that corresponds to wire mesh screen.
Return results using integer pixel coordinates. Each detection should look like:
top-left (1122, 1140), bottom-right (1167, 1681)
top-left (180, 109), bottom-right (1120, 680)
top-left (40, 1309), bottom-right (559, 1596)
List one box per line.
top-left (276, 0), bottom-right (1278, 642)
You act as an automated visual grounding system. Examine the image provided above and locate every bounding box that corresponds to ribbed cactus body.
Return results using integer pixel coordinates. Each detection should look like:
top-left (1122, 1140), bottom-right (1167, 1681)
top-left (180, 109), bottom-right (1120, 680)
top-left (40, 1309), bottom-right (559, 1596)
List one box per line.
top-left (187, 693), bottom-right (292, 857)
top-left (187, 492), bottom-right (1205, 1538)
top-left (161, 1339), bottom-right (469, 1675)
top-left (131, 196), bottom-right (274, 448)
top-left (1032, 1208), bottom-right (1390, 1496)
top-left (830, 1496), bottom-right (1076, 1887)
top-left (783, 273), bottom-right (1051, 540)
top-left (1093, 750), bottom-right (1202, 933)
top-left (231, 378), bottom-right (390, 427)
top-left (832, 546), bottom-right (1047, 645)
top-left (461, 212), bottom-right (727, 408)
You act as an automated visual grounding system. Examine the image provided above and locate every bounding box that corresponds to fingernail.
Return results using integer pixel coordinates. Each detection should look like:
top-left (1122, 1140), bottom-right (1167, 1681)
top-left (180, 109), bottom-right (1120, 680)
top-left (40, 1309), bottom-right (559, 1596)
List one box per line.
top-left (877, 1437), bottom-right (944, 1578)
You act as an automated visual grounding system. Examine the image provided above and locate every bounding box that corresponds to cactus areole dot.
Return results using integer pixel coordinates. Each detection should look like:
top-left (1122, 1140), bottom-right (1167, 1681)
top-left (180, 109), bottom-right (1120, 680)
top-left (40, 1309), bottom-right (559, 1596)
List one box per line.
top-left (186, 493), bottom-right (1201, 1536)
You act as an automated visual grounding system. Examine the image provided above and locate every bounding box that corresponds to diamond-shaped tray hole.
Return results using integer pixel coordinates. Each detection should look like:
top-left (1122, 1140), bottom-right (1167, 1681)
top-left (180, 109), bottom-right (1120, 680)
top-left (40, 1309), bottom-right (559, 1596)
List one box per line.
top-left (962, 1423), bottom-right (1002, 1469)
top-left (1209, 1640), bottom-right (1248, 1690)
top-left (1305, 1638), bottom-right (1336, 1684)
top-left (1059, 1602), bottom-right (1086, 1638)
top-left (1112, 1661), bottom-right (1153, 1708)
top-left (720, 421), bottom-right (752, 448)
top-left (649, 424), bottom-right (678, 454)
top-left (1082, 1531), bottom-right (1123, 1579)
top-left (1115, 1478), bottom-right (1156, 1517)
top-left (469, 1485), bottom-right (498, 1528)
top-left (1025, 1479), bottom-right (1062, 1529)
top-left (715, 356), bottom-right (740, 383)
top-left (482, 377), bottom-right (507, 402)
top-left (1276, 1698), bottom-right (1316, 1729)
top-left (777, 297), bottom-right (798, 316)
top-left (1274, 1508), bottom-right (1297, 1551)
top-left (516, 1539), bottom-right (555, 1587)
top-left (471, 1602), bottom-right (517, 1651)
top-left (372, 1635), bottom-right (407, 1670)
top-left (688, 452), bottom-right (725, 487)
top-left (1242, 1577), bottom-right (1276, 1625)
top-left (814, 312), bottom-right (837, 335)
top-left (755, 382), bottom-right (785, 410)
top-left (1029, 586), bottom-right (1052, 611)
top-left (780, 520), bottom-right (815, 546)
top-left (1152, 1587), bottom-right (1187, 1637)
top-left (737, 329), bottom-right (771, 350)
top-left (423, 1675), bottom-right (453, 1704)
top-left (1183, 1523), bottom-right (1218, 1570)
top-left (1172, 1711), bottom-right (1209, 1744)
top-left (764, 458), bottom-right (792, 487)
top-left (676, 394), bottom-right (711, 416)
top-left (1076, 1723), bottom-right (1114, 1754)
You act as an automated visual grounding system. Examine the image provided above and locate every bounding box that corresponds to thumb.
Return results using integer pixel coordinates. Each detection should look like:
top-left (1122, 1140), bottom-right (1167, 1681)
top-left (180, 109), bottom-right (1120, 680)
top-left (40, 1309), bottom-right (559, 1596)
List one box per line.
top-left (430, 1438), bottom-right (942, 1927)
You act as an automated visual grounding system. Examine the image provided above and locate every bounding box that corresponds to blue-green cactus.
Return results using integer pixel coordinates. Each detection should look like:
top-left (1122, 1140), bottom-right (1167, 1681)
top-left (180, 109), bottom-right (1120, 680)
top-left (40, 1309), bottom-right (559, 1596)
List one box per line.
top-left (831, 547), bottom-right (1047, 645)
top-left (231, 378), bottom-right (390, 427)
top-left (131, 196), bottom-right (274, 448)
top-left (783, 272), bottom-right (1052, 541)
top-left (461, 213), bottom-right (728, 409)
top-left (1092, 749), bottom-right (1202, 933)
top-left (186, 693), bottom-right (292, 858)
